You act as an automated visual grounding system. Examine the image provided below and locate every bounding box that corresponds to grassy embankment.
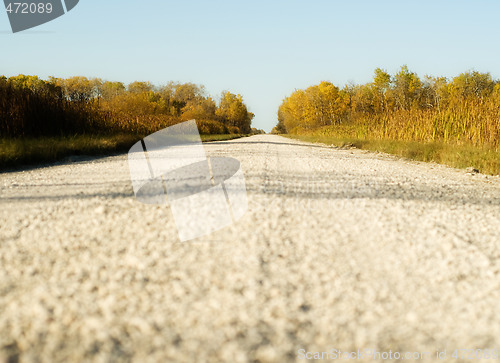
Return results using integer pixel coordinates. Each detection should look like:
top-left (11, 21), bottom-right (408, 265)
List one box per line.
top-left (285, 129), bottom-right (500, 176)
top-left (0, 75), bottom-right (252, 170)
top-left (0, 134), bottom-right (245, 170)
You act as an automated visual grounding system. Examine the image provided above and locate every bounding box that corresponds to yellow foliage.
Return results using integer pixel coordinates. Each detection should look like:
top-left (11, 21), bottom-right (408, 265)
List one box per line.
top-left (278, 66), bottom-right (500, 148)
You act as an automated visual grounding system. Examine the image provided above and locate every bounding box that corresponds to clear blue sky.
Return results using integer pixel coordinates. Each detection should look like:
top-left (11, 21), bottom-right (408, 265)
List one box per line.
top-left (2, 0), bottom-right (500, 132)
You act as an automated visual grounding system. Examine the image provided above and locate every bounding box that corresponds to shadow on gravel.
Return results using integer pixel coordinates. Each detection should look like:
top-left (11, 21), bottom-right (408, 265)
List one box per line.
top-left (3, 174), bottom-right (498, 207)
top-left (0, 181), bottom-right (134, 202)
top-left (0, 153), bottom-right (127, 174)
top-left (245, 172), bottom-right (500, 207)
top-left (0, 191), bottom-right (133, 202)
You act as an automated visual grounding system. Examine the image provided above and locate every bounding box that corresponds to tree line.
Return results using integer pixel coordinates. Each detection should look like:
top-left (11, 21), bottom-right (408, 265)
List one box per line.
top-left (0, 74), bottom-right (255, 137)
top-left (275, 66), bottom-right (500, 147)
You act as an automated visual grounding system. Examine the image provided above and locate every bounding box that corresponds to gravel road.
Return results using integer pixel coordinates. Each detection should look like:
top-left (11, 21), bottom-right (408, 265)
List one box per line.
top-left (1, 134), bottom-right (500, 362)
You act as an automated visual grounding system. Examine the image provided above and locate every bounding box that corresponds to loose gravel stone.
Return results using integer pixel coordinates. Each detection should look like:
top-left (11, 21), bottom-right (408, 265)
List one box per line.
top-left (1, 135), bottom-right (500, 362)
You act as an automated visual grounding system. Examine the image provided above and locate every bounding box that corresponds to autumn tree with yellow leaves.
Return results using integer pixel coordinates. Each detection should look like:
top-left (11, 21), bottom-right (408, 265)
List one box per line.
top-left (1, 74), bottom-right (254, 137)
top-left (216, 91), bottom-right (254, 134)
top-left (278, 65), bottom-right (500, 148)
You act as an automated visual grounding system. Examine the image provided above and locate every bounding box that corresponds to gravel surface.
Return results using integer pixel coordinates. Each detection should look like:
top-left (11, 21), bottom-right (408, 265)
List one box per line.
top-left (1, 134), bottom-right (500, 362)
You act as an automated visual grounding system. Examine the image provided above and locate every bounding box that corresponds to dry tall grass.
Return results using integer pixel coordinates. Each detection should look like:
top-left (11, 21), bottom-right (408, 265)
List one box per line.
top-left (311, 100), bottom-right (500, 149)
top-left (0, 81), bottom-right (236, 138)
top-left (281, 68), bottom-right (500, 150)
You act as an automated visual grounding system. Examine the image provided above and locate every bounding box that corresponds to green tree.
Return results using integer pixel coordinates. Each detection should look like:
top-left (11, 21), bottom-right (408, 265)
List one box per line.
top-left (352, 84), bottom-right (375, 114)
top-left (372, 68), bottom-right (391, 112)
top-left (8, 74), bottom-right (61, 97)
top-left (51, 76), bottom-right (102, 101)
top-left (173, 83), bottom-right (205, 103)
top-left (451, 71), bottom-right (495, 100)
top-left (100, 81), bottom-right (126, 100)
top-left (393, 65), bottom-right (422, 110)
top-left (273, 109), bottom-right (287, 134)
